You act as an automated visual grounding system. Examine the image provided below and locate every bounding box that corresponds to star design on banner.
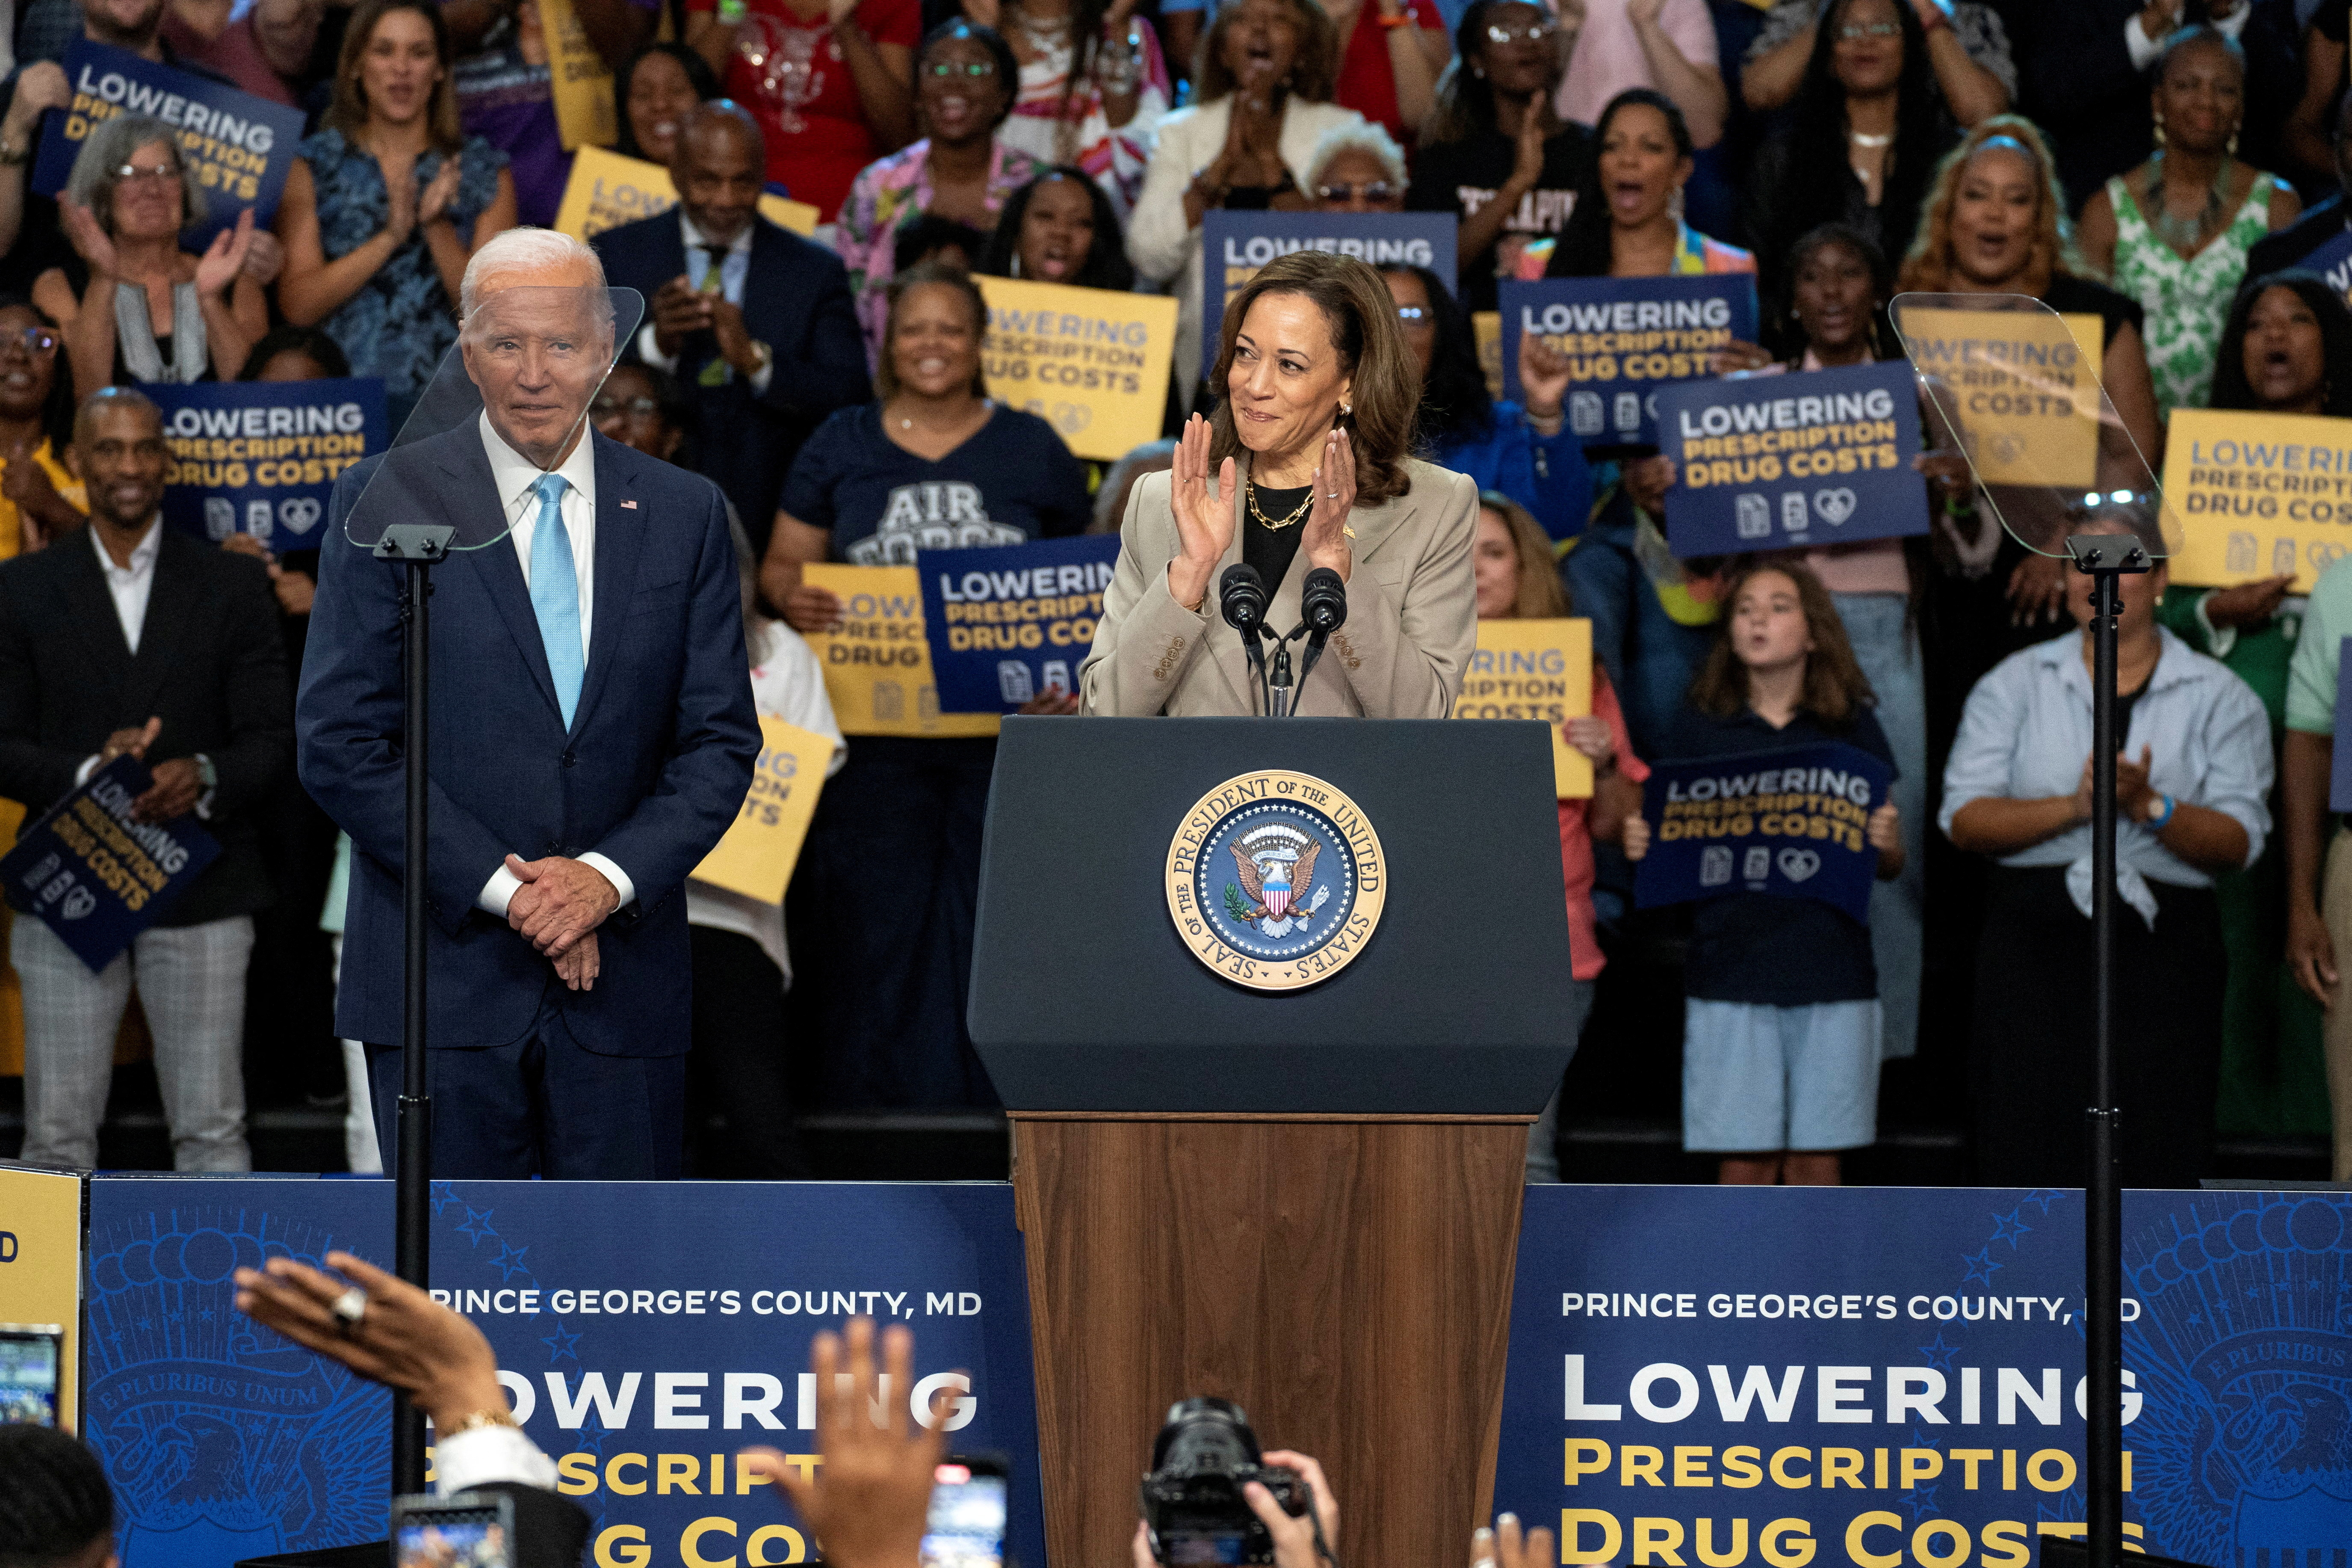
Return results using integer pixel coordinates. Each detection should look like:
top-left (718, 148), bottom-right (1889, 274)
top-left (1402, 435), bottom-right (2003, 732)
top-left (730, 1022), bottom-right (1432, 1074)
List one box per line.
top-left (1962, 1247), bottom-right (2002, 1287)
top-left (2025, 1189), bottom-right (2065, 1214)
top-left (1917, 1331), bottom-right (1960, 1371)
top-left (431, 1181), bottom-right (461, 1217)
top-left (1990, 1208), bottom-right (2033, 1248)
top-left (490, 1242), bottom-right (532, 1282)
top-left (573, 1414), bottom-right (611, 1460)
top-left (543, 1323), bottom-right (583, 1365)
top-left (198, 1308), bottom-right (214, 1323)
top-left (457, 1205), bottom-right (499, 1246)
top-left (1902, 1482), bottom-right (1941, 1523)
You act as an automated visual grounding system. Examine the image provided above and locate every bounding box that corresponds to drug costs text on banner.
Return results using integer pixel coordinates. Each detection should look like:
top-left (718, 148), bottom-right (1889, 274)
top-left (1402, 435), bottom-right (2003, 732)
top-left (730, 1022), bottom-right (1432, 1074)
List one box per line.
top-left (35, 40), bottom-right (307, 242)
top-left (1896, 307), bottom-right (2104, 488)
top-left (1455, 619), bottom-right (1593, 797)
top-left (2160, 407), bottom-right (2352, 593)
top-left (1658, 361), bottom-right (1927, 557)
top-left (691, 717), bottom-right (836, 903)
top-left (1501, 275), bottom-right (1760, 449)
top-left (1201, 212), bottom-right (1456, 379)
top-left (552, 145), bottom-right (819, 242)
top-left (801, 563), bottom-right (999, 738)
top-left (150, 378), bottom-right (388, 545)
top-left (975, 277), bottom-right (1176, 462)
top-left (916, 535), bottom-right (1119, 712)
top-left (0, 756), bottom-right (222, 972)
top-left (1634, 742), bottom-right (1889, 924)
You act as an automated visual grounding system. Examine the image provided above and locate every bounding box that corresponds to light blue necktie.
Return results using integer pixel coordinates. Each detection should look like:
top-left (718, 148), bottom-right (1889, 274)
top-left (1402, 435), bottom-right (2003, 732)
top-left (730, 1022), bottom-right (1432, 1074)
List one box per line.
top-left (528, 472), bottom-right (584, 728)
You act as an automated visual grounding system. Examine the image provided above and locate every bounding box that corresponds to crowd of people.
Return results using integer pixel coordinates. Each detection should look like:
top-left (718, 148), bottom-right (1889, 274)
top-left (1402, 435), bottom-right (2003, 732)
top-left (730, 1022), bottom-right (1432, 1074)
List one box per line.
top-left (1, 0), bottom-right (2351, 1190)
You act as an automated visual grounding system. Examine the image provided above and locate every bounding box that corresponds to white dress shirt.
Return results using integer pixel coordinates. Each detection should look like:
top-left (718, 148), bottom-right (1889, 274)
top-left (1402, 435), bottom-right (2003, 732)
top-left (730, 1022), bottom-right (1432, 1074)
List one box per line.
top-left (93, 514), bottom-right (162, 653)
top-left (472, 412), bottom-right (636, 917)
top-left (2126, 0), bottom-right (2248, 70)
top-left (634, 213), bottom-right (774, 396)
top-left (431, 1422), bottom-right (558, 1494)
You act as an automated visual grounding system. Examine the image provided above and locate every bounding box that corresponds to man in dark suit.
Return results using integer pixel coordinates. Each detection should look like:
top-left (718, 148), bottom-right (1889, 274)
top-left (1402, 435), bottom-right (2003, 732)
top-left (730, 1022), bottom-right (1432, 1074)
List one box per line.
top-left (0, 387), bottom-right (290, 1170)
top-left (590, 101), bottom-right (870, 557)
top-left (298, 230), bottom-right (759, 1181)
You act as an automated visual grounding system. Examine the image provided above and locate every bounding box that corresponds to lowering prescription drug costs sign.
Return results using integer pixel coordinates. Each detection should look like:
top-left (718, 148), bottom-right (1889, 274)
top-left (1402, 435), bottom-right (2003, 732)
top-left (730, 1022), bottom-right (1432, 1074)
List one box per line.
top-left (1898, 307), bottom-right (2104, 488)
top-left (800, 563), bottom-right (998, 739)
top-left (2161, 407), bottom-right (2352, 593)
top-left (1202, 212), bottom-right (1454, 379)
top-left (1501, 275), bottom-right (1758, 449)
top-left (1454, 618), bottom-right (1593, 797)
top-left (150, 378), bottom-right (387, 545)
top-left (918, 534), bottom-right (1120, 712)
top-left (976, 277), bottom-right (1176, 462)
top-left (1634, 742), bottom-right (1890, 924)
top-left (1658, 360), bottom-right (1927, 557)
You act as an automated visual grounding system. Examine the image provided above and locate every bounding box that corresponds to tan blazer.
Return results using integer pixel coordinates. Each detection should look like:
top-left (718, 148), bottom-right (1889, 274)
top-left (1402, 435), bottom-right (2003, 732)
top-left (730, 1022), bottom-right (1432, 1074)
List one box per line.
top-left (1079, 455), bottom-right (1478, 717)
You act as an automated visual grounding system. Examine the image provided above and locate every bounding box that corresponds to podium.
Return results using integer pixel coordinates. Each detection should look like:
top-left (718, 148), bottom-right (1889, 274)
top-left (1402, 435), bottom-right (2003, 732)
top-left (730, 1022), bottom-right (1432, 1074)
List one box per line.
top-left (970, 717), bottom-right (1577, 1568)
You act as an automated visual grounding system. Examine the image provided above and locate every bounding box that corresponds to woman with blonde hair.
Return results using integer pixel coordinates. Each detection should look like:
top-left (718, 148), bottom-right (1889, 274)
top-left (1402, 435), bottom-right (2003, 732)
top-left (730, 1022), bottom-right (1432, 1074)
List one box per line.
top-left (1081, 249), bottom-right (1476, 717)
top-left (1473, 491), bottom-right (1646, 1181)
top-left (275, 0), bottom-right (517, 426)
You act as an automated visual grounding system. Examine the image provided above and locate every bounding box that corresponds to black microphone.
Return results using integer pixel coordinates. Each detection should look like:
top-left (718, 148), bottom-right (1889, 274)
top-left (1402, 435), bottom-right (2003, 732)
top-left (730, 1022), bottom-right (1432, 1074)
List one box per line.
top-left (1219, 563), bottom-right (1275, 714)
top-left (1294, 566), bottom-right (1348, 696)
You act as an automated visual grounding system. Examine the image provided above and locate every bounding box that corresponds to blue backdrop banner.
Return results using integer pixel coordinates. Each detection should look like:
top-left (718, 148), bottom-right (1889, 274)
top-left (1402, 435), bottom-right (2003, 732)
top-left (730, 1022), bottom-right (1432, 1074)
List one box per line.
top-left (149, 379), bottom-right (387, 545)
top-left (918, 534), bottom-right (1119, 711)
top-left (1634, 742), bottom-right (1888, 923)
top-left (1200, 212), bottom-right (1456, 379)
top-left (0, 756), bottom-right (219, 970)
top-left (1500, 276), bottom-right (1759, 448)
top-left (81, 1178), bottom-right (1042, 1568)
top-left (34, 40), bottom-right (307, 242)
top-left (1496, 1184), bottom-right (2352, 1565)
top-left (1657, 361), bottom-right (1927, 557)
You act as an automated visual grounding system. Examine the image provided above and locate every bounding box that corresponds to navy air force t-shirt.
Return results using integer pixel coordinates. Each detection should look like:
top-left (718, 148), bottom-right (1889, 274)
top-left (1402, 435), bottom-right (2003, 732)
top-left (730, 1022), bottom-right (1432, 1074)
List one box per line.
top-left (783, 402), bottom-right (1092, 565)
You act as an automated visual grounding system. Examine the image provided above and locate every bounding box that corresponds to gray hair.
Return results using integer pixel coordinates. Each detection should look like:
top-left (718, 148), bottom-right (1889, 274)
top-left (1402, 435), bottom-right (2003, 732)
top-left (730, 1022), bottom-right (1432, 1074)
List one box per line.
top-left (459, 227), bottom-right (609, 319)
top-left (1306, 124), bottom-right (1407, 193)
top-left (66, 116), bottom-right (204, 236)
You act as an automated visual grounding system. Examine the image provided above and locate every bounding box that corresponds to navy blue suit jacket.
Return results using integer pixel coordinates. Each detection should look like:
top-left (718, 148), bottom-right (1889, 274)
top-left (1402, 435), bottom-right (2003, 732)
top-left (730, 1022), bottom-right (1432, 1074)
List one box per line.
top-left (297, 423), bottom-right (759, 1057)
top-left (590, 213), bottom-right (871, 550)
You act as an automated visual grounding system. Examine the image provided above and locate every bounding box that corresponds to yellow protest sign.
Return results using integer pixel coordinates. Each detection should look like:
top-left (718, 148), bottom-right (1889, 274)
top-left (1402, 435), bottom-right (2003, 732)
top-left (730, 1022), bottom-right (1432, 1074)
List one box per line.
top-left (1474, 310), bottom-right (1504, 403)
top-left (552, 146), bottom-right (821, 243)
top-left (802, 564), bottom-right (1000, 738)
top-left (0, 1164), bottom-right (80, 1424)
top-left (542, 0), bottom-right (616, 153)
top-left (1455, 618), bottom-right (1593, 797)
top-left (2161, 408), bottom-right (2352, 592)
top-left (974, 276), bottom-right (1177, 462)
top-left (1898, 308), bottom-right (2103, 487)
top-left (692, 716), bottom-right (834, 902)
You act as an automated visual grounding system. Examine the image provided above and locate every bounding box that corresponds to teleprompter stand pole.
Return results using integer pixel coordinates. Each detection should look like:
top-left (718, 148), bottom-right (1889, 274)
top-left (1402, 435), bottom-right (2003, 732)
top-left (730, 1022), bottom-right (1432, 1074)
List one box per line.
top-left (2062, 533), bottom-right (2147, 1568)
top-left (375, 522), bottom-right (456, 1495)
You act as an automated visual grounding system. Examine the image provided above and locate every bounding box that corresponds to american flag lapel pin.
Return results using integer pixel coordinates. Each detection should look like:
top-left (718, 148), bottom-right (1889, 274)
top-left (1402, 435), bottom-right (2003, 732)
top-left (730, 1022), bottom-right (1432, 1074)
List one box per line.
top-left (621, 499), bottom-right (639, 509)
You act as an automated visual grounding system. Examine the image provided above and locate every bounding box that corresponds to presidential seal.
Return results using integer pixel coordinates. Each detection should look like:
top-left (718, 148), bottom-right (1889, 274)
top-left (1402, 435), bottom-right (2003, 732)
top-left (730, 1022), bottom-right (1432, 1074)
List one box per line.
top-left (1164, 770), bottom-right (1386, 991)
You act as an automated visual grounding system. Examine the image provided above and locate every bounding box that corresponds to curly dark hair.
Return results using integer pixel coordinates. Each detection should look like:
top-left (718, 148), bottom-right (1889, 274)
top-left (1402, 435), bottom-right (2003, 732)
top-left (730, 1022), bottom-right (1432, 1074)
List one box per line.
top-left (2208, 270), bottom-right (2352, 417)
top-left (1546, 89), bottom-right (1692, 279)
top-left (1383, 265), bottom-right (1492, 447)
top-left (978, 168), bottom-right (1137, 292)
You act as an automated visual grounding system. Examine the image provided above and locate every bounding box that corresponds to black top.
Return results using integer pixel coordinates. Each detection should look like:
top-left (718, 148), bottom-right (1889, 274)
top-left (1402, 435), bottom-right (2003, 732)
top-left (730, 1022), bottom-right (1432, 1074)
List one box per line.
top-left (1665, 701), bottom-right (1897, 1006)
top-left (782, 402), bottom-right (1092, 565)
top-left (1242, 481), bottom-right (1311, 595)
top-left (2042, 272), bottom-right (2145, 354)
top-left (1405, 125), bottom-right (1595, 313)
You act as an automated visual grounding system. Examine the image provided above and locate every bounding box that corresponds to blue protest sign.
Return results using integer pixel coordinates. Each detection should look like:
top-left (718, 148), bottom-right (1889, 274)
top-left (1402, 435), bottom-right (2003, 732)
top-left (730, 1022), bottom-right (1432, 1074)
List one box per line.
top-left (1201, 211), bottom-right (1457, 379)
top-left (34, 40), bottom-right (307, 242)
top-left (82, 1175), bottom-right (1044, 1568)
top-left (1501, 275), bottom-right (1759, 448)
top-left (918, 534), bottom-right (1120, 711)
top-left (0, 756), bottom-right (221, 972)
top-left (2303, 227), bottom-right (2352, 301)
top-left (1496, 1183), bottom-right (2352, 1565)
top-left (2331, 641), bottom-right (2352, 812)
top-left (1634, 741), bottom-right (1888, 923)
top-left (148, 378), bottom-right (387, 546)
top-left (1657, 360), bottom-right (1927, 557)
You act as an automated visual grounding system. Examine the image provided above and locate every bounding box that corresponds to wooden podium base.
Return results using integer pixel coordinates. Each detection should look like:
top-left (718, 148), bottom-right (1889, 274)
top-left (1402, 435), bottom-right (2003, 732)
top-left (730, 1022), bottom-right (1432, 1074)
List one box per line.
top-left (1010, 1113), bottom-right (1531, 1568)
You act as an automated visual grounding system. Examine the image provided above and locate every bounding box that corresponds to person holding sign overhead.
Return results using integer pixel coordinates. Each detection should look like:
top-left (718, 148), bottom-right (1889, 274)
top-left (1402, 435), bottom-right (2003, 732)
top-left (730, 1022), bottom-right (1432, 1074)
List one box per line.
top-left (1081, 249), bottom-right (1478, 718)
top-left (1622, 560), bottom-right (1903, 1186)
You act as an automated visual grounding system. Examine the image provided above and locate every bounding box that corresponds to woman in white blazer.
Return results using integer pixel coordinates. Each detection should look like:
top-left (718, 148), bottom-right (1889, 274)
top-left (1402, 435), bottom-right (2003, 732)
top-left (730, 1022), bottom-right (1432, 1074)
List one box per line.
top-left (1126, 0), bottom-right (1368, 404)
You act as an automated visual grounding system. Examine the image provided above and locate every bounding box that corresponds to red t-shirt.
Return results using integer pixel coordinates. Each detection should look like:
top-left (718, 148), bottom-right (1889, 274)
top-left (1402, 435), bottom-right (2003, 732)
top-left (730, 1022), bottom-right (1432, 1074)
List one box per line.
top-left (686, 0), bottom-right (922, 221)
top-left (1331, 0), bottom-right (1445, 148)
top-left (1557, 670), bottom-right (1646, 983)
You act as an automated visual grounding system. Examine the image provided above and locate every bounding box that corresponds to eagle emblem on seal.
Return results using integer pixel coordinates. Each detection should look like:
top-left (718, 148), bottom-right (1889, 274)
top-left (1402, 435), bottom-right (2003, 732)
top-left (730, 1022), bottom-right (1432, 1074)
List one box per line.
top-left (1224, 824), bottom-right (1332, 937)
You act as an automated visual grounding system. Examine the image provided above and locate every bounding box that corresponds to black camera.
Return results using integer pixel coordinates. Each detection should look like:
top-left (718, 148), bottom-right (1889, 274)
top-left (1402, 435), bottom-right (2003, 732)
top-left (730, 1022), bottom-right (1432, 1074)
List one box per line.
top-left (1138, 1397), bottom-right (1309, 1565)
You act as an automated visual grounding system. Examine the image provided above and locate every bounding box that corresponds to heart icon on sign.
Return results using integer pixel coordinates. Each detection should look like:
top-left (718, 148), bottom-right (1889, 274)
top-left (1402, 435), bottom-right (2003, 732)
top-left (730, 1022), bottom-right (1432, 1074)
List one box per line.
top-left (1813, 488), bottom-right (1858, 526)
top-left (1053, 402), bottom-right (1093, 436)
top-left (1776, 847), bottom-right (1821, 883)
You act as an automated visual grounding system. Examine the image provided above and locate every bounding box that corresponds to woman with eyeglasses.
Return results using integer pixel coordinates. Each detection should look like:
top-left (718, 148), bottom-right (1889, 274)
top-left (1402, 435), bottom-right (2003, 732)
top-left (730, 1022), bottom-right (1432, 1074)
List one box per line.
top-left (838, 20), bottom-right (1040, 366)
top-left (1306, 123), bottom-right (1406, 212)
top-left (1740, 0), bottom-right (1958, 347)
top-left (1129, 0), bottom-right (1368, 410)
top-left (0, 298), bottom-right (83, 558)
top-left (276, 0), bottom-right (517, 430)
top-left (1406, 0), bottom-right (1592, 313)
top-left (36, 114), bottom-right (266, 394)
top-left (977, 165), bottom-right (1135, 289)
top-left (1383, 263), bottom-right (1591, 541)
top-left (959, 0), bottom-right (1169, 217)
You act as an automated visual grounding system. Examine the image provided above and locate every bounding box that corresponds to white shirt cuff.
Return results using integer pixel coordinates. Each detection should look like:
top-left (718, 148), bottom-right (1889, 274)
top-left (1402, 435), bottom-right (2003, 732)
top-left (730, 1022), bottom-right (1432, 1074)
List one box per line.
top-left (478, 863), bottom-right (523, 917)
top-left (433, 1423), bottom-right (558, 1495)
top-left (578, 851), bottom-right (635, 910)
top-left (74, 754), bottom-right (98, 785)
top-left (749, 358), bottom-right (773, 396)
top-left (636, 322), bottom-right (679, 374)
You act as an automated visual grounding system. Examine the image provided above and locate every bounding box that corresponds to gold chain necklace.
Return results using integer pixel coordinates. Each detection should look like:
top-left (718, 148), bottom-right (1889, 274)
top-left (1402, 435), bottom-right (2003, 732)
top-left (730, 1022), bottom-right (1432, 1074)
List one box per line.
top-left (1247, 479), bottom-right (1312, 531)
